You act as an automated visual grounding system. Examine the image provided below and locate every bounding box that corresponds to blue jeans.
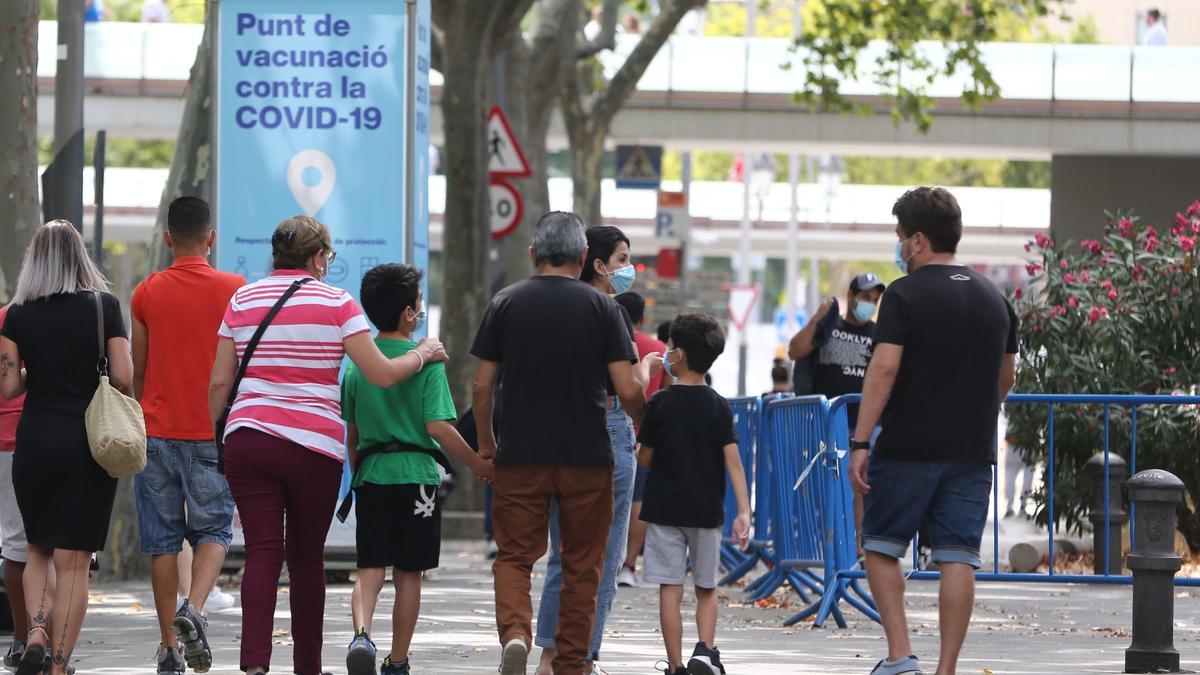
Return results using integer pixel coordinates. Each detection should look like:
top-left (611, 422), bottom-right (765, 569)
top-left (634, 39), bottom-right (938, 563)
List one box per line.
top-left (534, 400), bottom-right (636, 661)
top-left (861, 455), bottom-right (993, 569)
top-left (135, 437), bottom-right (235, 555)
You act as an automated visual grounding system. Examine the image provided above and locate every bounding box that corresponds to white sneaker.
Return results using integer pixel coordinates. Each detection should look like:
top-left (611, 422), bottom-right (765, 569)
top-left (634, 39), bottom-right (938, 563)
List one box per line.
top-left (499, 638), bottom-right (528, 675)
top-left (206, 586), bottom-right (236, 610)
top-left (615, 566), bottom-right (638, 588)
top-left (485, 540), bottom-right (499, 560)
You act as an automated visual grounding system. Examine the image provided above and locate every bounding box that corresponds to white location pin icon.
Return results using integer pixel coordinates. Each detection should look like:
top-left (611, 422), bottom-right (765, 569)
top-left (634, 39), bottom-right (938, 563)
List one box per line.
top-left (287, 149), bottom-right (337, 217)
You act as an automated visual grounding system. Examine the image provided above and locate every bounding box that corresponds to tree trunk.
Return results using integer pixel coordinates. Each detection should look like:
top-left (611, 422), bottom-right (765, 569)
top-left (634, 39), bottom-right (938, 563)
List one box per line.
top-left (148, 5), bottom-right (213, 273)
top-left (0, 0), bottom-right (41, 301)
top-left (570, 117), bottom-right (606, 227)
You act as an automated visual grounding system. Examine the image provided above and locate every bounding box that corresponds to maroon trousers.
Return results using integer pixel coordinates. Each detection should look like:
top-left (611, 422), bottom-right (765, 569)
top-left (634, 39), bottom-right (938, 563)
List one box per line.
top-left (223, 428), bottom-right (342, 675)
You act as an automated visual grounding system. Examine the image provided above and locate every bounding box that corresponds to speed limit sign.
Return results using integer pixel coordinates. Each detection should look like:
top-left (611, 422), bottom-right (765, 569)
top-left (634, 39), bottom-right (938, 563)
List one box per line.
top-left (489, 178), bottom-right (523, 240)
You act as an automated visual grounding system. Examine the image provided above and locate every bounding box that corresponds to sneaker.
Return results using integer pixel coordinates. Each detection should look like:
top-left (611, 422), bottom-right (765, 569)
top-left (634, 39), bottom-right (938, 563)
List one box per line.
top-left (156, 645), bottom-right (186, 675)
top-left (346, 629), bottom-right (377, 675)
top-left (615, 566), bottom-right (638, 588)
top-left (869, 655), bottom-right (925, 675)
top-left (380, 655), bottom-right (410, 674)
top-left (499, 638), bottom-right (528, 675)
top-left (4, 640), bottom-right (25, 671)
top-left (686, 642), bottom-right (724, 675)
top-left (171, 600), bottom-right (212, 673)
top-left (655, 663), bottom-right (687, 675)
top-left (205, 587), bottom-right (235, 611)
top-left (484, 540), bottom-right (499, 560)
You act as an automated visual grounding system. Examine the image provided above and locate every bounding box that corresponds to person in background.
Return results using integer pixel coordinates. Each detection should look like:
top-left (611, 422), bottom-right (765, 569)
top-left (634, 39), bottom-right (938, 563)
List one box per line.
top-left (657, 321), bottom-right (671, 346)
top-left (208, 216), bottom-right (446, 675)
top-left (0, 221), bottom-right (132, 675)
top-left (1141, 8), bottom-right (1168, 45)
top-left (614, 291), bottom-right (667, 589)
top-left (532, 225), bottom-right (657, 675)
top-left (850, 187), bottom-right (1017, 675)
top-left (141, 0), bottom-right (170, 22)
top-left (0, 303), bottom-right (31, 670)
top-left (471, 212), bottom-right (645, 675)
top-left (639, 313), bottom-right (751, 675)
top-left (84, 0), bottom-right (106, 22)
top-left (764, 358), bottom-right (790, 396)
top-left (342, 264), bottom-right (493, 675)
top-left (131, 196), bottom-right (245, 675)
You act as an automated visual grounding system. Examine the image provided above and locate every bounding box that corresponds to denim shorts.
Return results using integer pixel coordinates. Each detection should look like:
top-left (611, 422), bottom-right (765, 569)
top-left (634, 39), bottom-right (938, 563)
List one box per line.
top-left (861, 454), bottom-right (993, 569)
top-left (135, 437), bottom-right (235, 555)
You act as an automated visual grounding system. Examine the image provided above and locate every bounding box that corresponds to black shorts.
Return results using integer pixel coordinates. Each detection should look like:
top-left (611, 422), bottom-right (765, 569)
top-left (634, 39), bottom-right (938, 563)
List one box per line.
top-left (355, 482), bottom-right (442, 571)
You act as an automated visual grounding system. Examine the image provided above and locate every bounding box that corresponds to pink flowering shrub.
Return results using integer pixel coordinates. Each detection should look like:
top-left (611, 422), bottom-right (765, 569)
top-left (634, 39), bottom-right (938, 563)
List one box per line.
top-left (1008, 206), bottom-right (1200, 550)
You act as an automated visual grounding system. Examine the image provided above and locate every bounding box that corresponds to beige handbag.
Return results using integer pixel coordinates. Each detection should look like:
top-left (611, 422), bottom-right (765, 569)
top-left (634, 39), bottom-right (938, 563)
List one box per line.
top-left (84, 292), bottom-right (147, 478)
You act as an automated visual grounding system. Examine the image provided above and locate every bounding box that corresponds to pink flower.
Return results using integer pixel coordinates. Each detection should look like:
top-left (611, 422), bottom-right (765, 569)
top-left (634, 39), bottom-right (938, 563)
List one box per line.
top-left (1103, 279), bottom-right (1114, 290)
top-left (1176, 213), bottom-right (1190, 230)
top-left (1059, 260), bottom-right (1069, 270)
top-left (1024, 243), bottom-right (1032, 253)
top-left (1014, 287), bottom-right (1023, 300)
top-left (1108, 289), bottom-right (1119, 301)
top-left (1088, 308), bottom-right (1102, 324)
top-left (1132, 266), bottom-right (1145, 282)
top-left (1117, 219), bottom-right (1134, 238)
top-left (1081, 269), bottom-right (1092, 283)
top-left (1144, 237), bottom-right (1159, 253)
top-left (1081, 240), bottom-right (1103, 254)
top-left (1165, 367), bottom-right (1178, 376)
top-left (1172, 286), bottom-right (1181, 296)
top-left (1025, 263), bottom-right (1042, 276)
top-left (1100, 307), bottom-right (1110, 318)
top-left (1063, 273), bottom-right (1077, 284)
top-left (1181, 236), bottom-right (1196, 253)
top-left (1068, 297), bottom-right (1079, 309)
top-left (1189, 201), bottom-right (1200, 217)
top-left (1035, 232), bottom-right (1053, 249)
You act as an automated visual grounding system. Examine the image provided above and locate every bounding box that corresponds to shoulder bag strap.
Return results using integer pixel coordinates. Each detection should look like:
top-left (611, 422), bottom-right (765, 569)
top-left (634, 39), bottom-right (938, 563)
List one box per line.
top-left (94, 292), bottom-right (108, 378)
top-left (222, 278), bottom-right (313, 420)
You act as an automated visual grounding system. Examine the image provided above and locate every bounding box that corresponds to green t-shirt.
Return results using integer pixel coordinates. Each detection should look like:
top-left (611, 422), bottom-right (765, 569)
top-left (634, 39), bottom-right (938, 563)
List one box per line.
top-left (340, 338), bottom-right (458, 488)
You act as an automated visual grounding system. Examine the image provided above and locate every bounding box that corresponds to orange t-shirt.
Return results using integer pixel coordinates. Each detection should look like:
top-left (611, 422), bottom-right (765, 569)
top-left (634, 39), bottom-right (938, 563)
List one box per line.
top-left (0, 305), bottom-right (24, 452)
top-left (132, 256), bottom-right (245, 440)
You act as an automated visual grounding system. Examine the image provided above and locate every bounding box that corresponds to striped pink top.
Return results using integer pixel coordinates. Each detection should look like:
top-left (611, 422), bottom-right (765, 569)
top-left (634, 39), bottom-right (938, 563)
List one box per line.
top-left (217, 270), bottom-right (371, 461)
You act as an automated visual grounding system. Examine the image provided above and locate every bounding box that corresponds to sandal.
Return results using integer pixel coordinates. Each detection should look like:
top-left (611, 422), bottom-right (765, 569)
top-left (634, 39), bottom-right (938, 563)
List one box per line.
top-left (15, 626), bottom-right (47, 675)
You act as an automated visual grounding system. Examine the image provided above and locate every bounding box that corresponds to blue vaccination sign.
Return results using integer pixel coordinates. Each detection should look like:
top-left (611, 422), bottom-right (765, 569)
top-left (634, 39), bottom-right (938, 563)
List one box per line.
top-left (215, 0), bottom-right (430, 304)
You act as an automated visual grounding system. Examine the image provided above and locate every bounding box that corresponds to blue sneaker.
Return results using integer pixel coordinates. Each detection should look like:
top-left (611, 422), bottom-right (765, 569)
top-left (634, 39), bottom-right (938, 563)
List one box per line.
top-left (869, 655), bottom-right (925, 675)
top-left (346, 629), bottom-right (377, 675)
top-left (380, 655), bottom-right (410, 674)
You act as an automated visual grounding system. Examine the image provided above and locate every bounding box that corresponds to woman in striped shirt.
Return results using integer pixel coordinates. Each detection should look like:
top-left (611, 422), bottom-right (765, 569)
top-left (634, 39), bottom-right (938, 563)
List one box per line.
top-left (207, 216), bottom-right (445, 675)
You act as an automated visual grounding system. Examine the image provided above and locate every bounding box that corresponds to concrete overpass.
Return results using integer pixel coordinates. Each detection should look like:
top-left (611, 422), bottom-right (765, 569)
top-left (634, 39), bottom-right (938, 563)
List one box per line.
top-left (34, 21), bottom-right (1200, 239)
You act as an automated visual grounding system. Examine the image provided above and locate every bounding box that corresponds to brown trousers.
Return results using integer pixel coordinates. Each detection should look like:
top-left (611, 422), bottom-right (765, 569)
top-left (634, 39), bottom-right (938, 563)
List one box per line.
top-left (492, 463), bottom-right (614, 675)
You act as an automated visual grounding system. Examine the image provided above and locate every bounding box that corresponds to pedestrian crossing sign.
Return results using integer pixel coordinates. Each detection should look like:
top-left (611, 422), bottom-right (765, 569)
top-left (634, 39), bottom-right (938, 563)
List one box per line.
top-left (615, 145), bottom-right (662, 190)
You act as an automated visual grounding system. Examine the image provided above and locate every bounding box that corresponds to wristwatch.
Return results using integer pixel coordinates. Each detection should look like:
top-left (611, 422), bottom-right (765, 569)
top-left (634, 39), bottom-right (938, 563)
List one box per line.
top-left (850, 439), bottom-right (871, 451)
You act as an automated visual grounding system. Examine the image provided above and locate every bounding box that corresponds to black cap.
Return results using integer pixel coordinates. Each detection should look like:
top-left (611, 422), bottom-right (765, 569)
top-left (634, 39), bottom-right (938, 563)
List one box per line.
top-left (850, 272), bottom-right (885, 294)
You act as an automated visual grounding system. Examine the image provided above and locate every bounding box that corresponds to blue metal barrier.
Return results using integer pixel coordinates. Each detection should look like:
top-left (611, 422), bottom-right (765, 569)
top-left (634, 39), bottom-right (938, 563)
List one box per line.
top-left (811, 393), bottom-right (1200, 629)
top-left (720, 397), bottom-right (761, 581)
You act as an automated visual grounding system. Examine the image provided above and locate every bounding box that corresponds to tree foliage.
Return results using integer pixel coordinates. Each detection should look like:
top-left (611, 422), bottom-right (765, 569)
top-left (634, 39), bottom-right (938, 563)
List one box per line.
top-left (794, 0), bottom-right (1063, 131)
top-left (1008, 205), bottom-right (1200, 552)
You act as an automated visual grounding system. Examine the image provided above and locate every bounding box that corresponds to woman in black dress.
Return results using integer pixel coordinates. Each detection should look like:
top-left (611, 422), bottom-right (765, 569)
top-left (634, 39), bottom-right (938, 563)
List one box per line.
top-left (0, 221), bottom-right (134, 675)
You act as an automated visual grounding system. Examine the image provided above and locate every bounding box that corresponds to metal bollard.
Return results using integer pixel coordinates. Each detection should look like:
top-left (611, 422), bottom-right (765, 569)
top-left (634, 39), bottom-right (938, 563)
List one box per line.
top-left (1086, 451), bottom-right (1128, 575)
top-left (1124, 469), bottom-right (1185, 674)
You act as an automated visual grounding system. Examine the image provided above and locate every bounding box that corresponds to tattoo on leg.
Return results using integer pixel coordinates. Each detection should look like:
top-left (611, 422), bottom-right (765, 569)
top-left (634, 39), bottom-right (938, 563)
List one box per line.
top-left (54, 554), bottom-right (81, 668)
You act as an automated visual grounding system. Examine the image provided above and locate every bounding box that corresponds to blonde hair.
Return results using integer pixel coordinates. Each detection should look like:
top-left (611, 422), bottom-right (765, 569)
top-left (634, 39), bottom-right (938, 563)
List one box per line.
top-left (12, 220), bottom-right (108, 305)
top-left (271, 215), bottom-right (331, 270)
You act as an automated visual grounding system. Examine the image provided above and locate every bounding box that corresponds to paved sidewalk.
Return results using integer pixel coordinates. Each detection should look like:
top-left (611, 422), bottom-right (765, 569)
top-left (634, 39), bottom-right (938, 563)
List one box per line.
top-left (54, 541), bottom-right (1200, 674)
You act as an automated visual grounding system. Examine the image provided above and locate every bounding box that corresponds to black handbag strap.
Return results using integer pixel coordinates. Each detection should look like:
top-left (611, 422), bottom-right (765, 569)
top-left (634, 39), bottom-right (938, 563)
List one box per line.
top-left (222, 278), bottom-right (313, 422)
top-left (94, 292), bottom-right (108, 377)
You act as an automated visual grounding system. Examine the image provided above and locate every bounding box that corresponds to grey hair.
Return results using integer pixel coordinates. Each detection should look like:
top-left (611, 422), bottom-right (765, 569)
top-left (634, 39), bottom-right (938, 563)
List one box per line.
top-left (531, 211), bottom-right (587, 267)
top-left (12, 220), bottom-right (109, 305)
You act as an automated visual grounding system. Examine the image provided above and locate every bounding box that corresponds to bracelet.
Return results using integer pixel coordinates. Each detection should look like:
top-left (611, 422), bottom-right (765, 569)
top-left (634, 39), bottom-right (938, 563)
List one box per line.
top-left (411, 349), bottom-right (425, 373)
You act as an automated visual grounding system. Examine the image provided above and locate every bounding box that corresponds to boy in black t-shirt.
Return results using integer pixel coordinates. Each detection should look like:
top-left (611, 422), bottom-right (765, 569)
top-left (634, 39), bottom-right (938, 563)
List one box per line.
top-left (637, 314), bottom-right (751, 675)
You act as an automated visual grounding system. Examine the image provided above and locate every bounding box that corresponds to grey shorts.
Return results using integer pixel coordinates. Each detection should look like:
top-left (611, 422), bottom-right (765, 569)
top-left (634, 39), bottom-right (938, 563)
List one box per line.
top-left (642, 523), bottom-right (721, 589)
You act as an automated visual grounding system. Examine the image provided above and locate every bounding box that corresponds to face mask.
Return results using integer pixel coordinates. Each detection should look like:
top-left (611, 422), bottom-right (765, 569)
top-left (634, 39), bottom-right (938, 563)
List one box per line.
top-left (605, 264), bottom-right (636, 295)
top-left (409, 307), bottom-right (426, 331)
top-left (662, 349), bottom-right (678, 380)
top-left (852, 301), bottom-right (877, 323)
top-left (894, 236), bottom-right (915, 275)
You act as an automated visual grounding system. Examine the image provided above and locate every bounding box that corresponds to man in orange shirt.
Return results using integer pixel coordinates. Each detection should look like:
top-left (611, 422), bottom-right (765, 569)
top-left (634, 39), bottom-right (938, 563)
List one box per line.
top-left (132, 197), bottom-right (245, 675)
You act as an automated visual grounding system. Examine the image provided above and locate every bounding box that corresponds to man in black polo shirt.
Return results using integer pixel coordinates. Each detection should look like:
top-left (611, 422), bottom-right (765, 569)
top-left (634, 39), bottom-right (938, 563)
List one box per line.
top-left (471, 211), bottom-right (645, 675)
top-left (850, 187), bottom-right (1017, 675)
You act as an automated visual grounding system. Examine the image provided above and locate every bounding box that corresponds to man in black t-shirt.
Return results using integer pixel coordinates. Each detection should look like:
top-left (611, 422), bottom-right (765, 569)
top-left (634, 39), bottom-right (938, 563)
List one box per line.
top-left (470, 211), bottom-right (644, 675)
top-left (849, 188), bottom-right (1017, 675)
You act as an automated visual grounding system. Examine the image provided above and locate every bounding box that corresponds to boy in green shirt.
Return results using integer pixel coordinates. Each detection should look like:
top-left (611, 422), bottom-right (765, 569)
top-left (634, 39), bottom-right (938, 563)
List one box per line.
top-left (342, 263), bottom-right (493, 675)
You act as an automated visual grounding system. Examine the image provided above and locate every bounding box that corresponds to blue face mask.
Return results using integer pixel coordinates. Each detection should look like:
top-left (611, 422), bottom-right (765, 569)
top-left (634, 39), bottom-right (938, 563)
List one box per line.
top-left (852, 300), bottom-right (877, 323)
top-left (409, 307), bottom-right (426, 331)
top-left (662, 349), bottom-right (678, 380)
top-left (894, 236), bottom-right (915, 275)
top-left (606, 264), bottom-right (636, 295)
